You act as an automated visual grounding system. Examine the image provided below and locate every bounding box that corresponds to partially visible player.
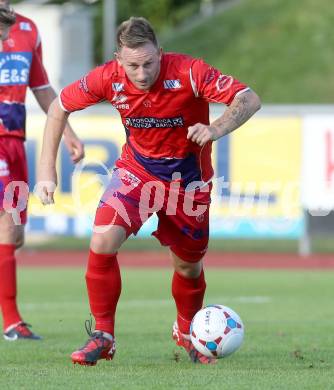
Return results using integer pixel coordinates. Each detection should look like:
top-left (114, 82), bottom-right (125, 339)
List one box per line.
top-left (38, 17), bottom-right (261, 364)
top-left (0, 2), bottom-right (84, 341)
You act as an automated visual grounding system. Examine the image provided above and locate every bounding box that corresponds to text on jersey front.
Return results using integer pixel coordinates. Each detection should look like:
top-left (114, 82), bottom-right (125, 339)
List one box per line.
top-left (0, 52), bottom-right (32, 85)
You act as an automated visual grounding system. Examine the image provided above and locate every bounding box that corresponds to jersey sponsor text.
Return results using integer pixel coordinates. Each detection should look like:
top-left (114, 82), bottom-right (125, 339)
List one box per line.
top-left (0, 52), bottom-right (32, 86)
top-left (125, 116), bottom-right (184, 129)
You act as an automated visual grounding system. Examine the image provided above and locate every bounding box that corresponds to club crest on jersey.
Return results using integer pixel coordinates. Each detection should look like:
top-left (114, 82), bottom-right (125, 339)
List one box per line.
top-left (163, 79), bottom-right (182, 89)
top-left (112, 83), bottom-right (124, 92)
top-left (0, 159), bottom-right (9, 177)
top-left (19, 22), bottom-right (32, 31)
top-left (216, 74), bottom-right (233, 92)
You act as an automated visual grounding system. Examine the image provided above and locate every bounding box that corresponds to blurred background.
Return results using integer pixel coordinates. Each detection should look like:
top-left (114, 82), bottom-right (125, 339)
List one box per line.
top-left (10, 0), bottom-right (334, 256)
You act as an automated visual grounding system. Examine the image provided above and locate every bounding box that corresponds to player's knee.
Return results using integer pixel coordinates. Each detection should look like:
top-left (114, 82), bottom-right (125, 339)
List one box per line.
top-left (175, 261), bottom-right (202, 278)
top-left (171, 250), bottom-right (203, 278)
top-left (170, 237), bottom-right (208, 260)
top-left (90, 226), bottom-right (127, 254)
top-left (90, 233), bottom-right (120, 254)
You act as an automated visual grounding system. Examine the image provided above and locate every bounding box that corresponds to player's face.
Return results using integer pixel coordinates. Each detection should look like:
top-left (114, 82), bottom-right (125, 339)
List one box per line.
top-left (0, 23), bottom-right (10, 41)
top-left (116, 43), bottom-right (162, 91)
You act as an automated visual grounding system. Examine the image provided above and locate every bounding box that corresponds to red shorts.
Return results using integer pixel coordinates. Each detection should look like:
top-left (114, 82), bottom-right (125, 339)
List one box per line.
top-left (0, 136), bottom-right (28, 225)
top-left (94, 164), bottom-right (211, 262)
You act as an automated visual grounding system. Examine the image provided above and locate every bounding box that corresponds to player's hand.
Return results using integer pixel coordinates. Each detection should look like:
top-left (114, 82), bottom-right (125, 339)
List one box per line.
top-left (63, 129), bottom-right (85, 164)
top-left (36, 164), bottom-right (58, 205)
top-left (187, 123), bottom-right (220, 146)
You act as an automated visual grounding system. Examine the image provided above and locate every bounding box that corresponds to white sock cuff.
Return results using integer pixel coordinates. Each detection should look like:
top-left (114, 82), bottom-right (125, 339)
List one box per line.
top-left (94, 330), bottom-right (114, 341)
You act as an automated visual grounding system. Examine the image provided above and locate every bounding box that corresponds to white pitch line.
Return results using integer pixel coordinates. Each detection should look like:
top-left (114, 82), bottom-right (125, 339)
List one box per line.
top-left (227, 296), bottom-right (272, 303)
top-left (21, 296), bottom-right (271, 311)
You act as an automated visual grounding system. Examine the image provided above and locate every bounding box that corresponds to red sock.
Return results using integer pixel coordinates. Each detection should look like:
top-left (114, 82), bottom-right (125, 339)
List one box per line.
top-left (172, 269), bottom-right (206, 334)
top-left (0, 244), bottom-right (22, 330)
top-left (85, 249), bottom-right (121, 336)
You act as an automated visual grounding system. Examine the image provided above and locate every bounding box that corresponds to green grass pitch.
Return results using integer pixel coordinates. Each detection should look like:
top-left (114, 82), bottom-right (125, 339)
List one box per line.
top-left (1, 267), bottom-right (334, 389)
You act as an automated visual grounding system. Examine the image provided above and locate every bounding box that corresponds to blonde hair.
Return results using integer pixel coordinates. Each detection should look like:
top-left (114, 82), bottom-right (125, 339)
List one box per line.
top-left (116, 17), bottom-right (158, 51)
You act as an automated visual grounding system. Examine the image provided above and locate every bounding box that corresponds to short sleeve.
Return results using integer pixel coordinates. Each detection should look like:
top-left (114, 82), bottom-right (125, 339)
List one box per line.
top-left (60, 66), bottom-right (105, 112)
top-left (29, 32), bottom-right (50, 89)
top-left (190, 59), bottom-right (249, 105)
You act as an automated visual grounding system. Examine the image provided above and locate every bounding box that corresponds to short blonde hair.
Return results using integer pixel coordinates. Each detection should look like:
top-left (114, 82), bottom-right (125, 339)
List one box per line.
top-left (116, 17), bottom-right (158, 51)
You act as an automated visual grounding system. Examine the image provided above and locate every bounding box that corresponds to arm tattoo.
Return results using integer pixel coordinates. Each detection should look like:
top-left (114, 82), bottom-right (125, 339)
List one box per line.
top-left (211, 91), bottom-right (260, 138)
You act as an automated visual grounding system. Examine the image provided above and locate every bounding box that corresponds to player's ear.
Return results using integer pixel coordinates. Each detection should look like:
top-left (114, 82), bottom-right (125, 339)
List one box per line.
top-left (114, 51), bottom-right (122, 66)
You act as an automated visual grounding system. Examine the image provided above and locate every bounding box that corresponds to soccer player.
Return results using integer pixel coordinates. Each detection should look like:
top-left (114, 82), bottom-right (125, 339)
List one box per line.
top-left (0, 2), bottom-right (84, 341)
top-left (38, 17), bottom-right (261, 364)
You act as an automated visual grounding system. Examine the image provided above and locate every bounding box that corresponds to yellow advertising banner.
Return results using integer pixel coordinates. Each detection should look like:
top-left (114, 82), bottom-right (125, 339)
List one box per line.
top-left (25, 113), bottom-right (303, 237)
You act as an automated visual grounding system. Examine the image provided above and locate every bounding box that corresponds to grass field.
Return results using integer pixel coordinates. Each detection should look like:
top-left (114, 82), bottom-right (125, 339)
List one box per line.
top-left (163, 0), bottom-right (334, 103)
top-left (1, 267), bottom-right (334, 389)
top-left (26, 236), bottom-right (334, 254)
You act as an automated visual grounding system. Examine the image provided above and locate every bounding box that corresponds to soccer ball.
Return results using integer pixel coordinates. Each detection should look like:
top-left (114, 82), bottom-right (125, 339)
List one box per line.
top-left (190, 304), bottom-right (244, 358)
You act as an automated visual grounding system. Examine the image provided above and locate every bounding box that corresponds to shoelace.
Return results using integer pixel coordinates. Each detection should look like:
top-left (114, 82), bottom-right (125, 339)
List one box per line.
top-left (84, 316), bottom-right (94, 337)
top-left (81, 316), bottom-right (106, 351)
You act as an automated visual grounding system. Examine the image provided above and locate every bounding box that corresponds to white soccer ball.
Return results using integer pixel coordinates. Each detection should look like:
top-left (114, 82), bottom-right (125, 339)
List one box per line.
top-left (190, 305), bottom-right (244, 358)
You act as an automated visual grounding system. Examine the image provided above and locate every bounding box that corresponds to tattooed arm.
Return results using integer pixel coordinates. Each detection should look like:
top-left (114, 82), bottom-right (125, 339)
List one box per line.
top-left (187, 89), bottom-right (261, 146)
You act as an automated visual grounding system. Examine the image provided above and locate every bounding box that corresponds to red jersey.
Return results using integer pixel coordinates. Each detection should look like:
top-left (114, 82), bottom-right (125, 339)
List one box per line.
top-left (0, 13), bottom-right (50, 139)
top-left (60, 53), bottom-right (248, 187)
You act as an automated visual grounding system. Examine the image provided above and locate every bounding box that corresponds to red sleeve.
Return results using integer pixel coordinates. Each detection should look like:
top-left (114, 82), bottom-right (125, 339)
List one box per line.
top-left (190, 59), bottom-right (249, 105)
top-left (60, 66), bottom-right (105, 112)
top-left (29, 30), bottom-right (50, 89)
